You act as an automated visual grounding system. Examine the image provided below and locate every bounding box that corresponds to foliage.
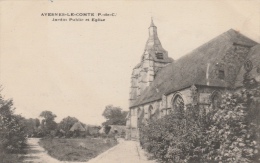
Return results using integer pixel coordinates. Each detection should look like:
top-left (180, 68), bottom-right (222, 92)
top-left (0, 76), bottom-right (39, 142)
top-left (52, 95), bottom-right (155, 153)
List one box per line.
top-left (102, 105), bottom-right (128, 125)
top-left (104, 125), bottom-right (112, 135)
top-left (140, 105), bottom-right (203, 163)
top-left (22, 118), bottom-right (41, 137)
top-left (203, 88), bottom-right (260, 162)
top-left (0, 94), bottom-right (27, 161)
top-left (40, 110), bottom-right (57, 121)
top-left (140, 86), bottom-right (260, 163)
top-left (0, 152), bottom-right (23, 163)
top-left (39, 110), bottom-right (57, 135)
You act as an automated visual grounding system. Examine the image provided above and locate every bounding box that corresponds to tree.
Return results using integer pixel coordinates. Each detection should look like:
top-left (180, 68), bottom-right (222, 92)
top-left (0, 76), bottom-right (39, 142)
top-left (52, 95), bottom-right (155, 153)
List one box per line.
top-left (0, 95), bottom-right (27, 154)
top-left (40, 111), bottom-right (56, 121)
top-left (35, 118), bottom-right (40, 128)
top-left (104, 125), bottom-right (112, 135)
top-left (22, 118), bottom-right (42, 137)
top-left (22, 118), bottom-right (37, 136)
top-left (39, 111), bottom-right (57, 134)
top-left (102, 105), bottom-right (128, 126)
top-left (58, 116), bottom-right (79, 133)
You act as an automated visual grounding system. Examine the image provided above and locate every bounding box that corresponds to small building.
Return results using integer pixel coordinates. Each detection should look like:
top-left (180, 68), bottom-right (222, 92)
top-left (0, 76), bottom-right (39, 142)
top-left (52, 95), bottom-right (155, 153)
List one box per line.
top-left (108, 125), bottom-right (126, 136)
top-left (70, 122), bottom-right (86, 132)
top-left (84, 124), bottom-right (100, 135)
top-left (99, 125), bottom-right (126, 136)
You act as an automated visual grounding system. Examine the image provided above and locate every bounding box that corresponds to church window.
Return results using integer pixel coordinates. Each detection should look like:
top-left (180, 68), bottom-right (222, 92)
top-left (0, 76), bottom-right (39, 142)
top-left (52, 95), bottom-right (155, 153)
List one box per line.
top-left (172, 95), bottom-right (184, 114)
top-left (211, 91), bottom-right (221, 110)
top-left (137, 108), bottom-right (143, 119)
top-left (218, 70), bottom-right (225, 79)
top-left (156, 53), bottom-right (163, 59)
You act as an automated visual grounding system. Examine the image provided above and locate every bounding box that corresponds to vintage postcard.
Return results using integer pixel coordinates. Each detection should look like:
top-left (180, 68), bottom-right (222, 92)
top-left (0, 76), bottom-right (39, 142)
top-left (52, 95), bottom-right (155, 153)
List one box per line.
top-left (0, 0), bottom-right (260, 163)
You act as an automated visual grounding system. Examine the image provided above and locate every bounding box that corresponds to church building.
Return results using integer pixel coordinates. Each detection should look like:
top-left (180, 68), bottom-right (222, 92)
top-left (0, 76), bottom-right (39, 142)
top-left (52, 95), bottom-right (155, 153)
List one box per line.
top-left (126, 19), bottom-right (260, 140)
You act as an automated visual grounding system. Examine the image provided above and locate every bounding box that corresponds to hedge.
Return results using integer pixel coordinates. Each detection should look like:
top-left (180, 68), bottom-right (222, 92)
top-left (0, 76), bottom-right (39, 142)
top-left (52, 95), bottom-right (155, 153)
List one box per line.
top-left (140, 86), bottom-right (260, 163)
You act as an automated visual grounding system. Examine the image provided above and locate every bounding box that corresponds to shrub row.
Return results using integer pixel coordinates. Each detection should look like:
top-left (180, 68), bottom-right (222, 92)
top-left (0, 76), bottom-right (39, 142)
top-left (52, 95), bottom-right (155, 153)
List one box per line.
top-left (140, 86), bottom-right (260, 163)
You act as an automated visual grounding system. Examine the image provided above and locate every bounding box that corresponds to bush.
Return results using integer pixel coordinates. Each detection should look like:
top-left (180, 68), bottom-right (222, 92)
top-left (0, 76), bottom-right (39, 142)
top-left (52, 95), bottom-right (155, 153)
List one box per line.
top-left (65, 131), bottom-right (74, 138)
top-left (0, 98), bottom-right (27, 154)
top-left (203, 88), bottom-right (260, 162)
top-left (140, 86), bottom-right (260, 163)
top-left (140, 105), bottom-right (203, 163)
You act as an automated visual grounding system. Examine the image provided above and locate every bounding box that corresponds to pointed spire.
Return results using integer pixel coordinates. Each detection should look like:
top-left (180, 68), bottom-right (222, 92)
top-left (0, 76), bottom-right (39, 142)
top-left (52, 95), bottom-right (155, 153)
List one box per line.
top-left (146, 18), bottom-right (162, 52)
top-left (143, 18), bottom-right (171, 62)
top-left (150, 17), bottom-right (155, 27)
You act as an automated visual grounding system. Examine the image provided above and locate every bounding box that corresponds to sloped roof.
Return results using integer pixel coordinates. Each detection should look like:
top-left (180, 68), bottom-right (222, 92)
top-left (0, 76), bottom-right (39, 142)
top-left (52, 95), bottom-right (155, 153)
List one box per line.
top-left (130, 29), bottom-right (258, 108)
top-left (70, 122), bottom-right (86, 132)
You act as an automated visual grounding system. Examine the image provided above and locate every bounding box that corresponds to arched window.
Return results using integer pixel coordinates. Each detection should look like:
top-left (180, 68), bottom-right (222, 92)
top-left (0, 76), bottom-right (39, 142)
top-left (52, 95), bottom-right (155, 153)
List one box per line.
top-left (137, 108), bottom-right (144, 120)
top-left (172, 95), bottom-right (185, 114)
top-left (211, 91), bottom-right (222, 109)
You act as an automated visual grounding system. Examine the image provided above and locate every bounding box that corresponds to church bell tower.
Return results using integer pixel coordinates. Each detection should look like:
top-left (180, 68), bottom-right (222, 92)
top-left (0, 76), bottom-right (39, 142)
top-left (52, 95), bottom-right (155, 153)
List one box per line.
top-left (129, 19), bottom-right (173, 106)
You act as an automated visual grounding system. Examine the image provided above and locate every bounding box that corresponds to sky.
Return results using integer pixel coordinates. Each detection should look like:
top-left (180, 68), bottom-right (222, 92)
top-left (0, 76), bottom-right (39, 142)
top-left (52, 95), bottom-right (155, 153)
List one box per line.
top-left (0, 0), bottom-right (260, 125)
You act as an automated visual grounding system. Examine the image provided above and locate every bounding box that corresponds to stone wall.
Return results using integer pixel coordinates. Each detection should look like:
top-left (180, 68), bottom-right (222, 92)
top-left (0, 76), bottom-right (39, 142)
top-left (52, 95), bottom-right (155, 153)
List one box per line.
top-left (128, 85), bottom-right (231, 140)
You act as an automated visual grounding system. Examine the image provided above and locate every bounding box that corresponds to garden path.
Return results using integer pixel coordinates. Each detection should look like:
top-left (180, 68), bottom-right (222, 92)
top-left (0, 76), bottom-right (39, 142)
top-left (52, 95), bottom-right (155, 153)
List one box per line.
top-left (21, 138), bottom-right (82, 163)
top-left (22, 138), bottom-right (156, 163)
top-left (86, 138), bottom-right (157, 163)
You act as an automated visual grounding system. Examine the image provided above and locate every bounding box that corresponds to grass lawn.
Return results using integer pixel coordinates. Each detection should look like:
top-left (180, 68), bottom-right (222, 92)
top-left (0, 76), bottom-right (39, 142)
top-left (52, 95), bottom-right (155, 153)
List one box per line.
top-left (39, 137), bottom-right (118, 162)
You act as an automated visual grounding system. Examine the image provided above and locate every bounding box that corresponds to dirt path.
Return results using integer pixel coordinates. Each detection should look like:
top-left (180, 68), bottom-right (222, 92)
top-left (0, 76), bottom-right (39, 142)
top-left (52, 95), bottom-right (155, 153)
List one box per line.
top-left (21, 138), bottom-right (82, 163)
top-left (87, 139), bottom-right (157, 163)
top-left (22, 138), bottom-right (156, 163)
